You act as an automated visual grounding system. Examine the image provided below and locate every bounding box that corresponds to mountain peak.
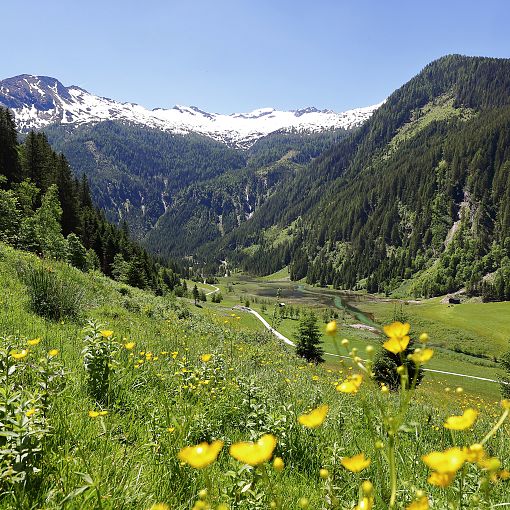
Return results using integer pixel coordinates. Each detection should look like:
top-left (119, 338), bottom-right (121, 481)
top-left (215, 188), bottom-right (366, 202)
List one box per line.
top-left (0, 74), bottom-right (381, 148)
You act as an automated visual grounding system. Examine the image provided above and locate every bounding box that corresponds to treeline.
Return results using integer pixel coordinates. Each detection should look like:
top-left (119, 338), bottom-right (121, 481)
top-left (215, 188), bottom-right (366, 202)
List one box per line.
top-left (0, 106), bottom-right (182, 294)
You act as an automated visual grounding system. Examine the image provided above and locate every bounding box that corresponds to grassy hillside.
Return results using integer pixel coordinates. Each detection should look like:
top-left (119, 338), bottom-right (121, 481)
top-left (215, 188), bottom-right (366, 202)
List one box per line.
top-left (360, 298), bottom-right (510, 358)
top-left (1, 244), bottom-right (509, 509)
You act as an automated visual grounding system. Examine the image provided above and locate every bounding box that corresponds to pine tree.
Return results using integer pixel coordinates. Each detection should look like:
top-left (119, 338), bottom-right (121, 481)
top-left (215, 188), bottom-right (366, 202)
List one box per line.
top-left (295, 312), bottom-right (324, 363)
top-left (192, 284), bottom-right (199, 305)
top-left (0, 107), bottom-right (20, 185)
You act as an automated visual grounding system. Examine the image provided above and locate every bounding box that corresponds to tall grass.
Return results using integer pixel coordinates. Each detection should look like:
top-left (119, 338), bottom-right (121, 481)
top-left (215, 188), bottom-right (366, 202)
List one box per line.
top-left (18, 262), bottom-right (84, 321)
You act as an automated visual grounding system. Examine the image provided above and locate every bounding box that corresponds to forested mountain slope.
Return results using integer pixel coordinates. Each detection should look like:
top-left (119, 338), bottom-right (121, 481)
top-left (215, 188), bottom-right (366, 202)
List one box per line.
top-left (144, 129), bottom-right (349, 257)
top-left (0, 107), bottom-right (181, 293)
top-left (211, 55), bottom-right (510, 300)
top-left (40, 120), bottom-right (348, 250)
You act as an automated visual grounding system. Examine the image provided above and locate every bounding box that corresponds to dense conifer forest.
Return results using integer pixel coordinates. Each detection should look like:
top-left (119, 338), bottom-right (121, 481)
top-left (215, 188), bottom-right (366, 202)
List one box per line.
top-left (0, 107), bottom-right (182, 294)
top-left (209, 56), bottom-right (510, 300)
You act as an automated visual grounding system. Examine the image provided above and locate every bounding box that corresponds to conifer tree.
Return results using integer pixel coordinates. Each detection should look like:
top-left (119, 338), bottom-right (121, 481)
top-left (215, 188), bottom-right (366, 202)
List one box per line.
top-left (192, 284), bottom-right (199, 305)
top-left (0, 107), bottom-right (20, 185)
top-left (295, 312), bottom-right (324, 364)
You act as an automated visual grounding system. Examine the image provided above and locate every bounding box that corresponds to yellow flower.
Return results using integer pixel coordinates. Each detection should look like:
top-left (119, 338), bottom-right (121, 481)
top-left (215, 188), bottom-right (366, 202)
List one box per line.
top-left (341, 453), bottom-right (371, 473)
top-left (427, 471), bottom-right (456, 487)
top-left (408, 348), bottom-right (434, 364)
top-left (27, 337), bottom-right (41, 346)
top-left (463, 443), bottom-right (485, 463)
top-left (383, 321), bottom-right (410, 354)
top-left (354, 497), bottom-right (373, 510)
top-left (149, 504), bottom-right (170, 510)
top-left (100, 330), bottom-right (114, 338)
top-left (325, 320), bottom-right (337, 335)
top-left (422, 447), bottom-right (466, 474)
top-left (48, 349), bottom-right (59, 357)
top-left (229, 434), bottom-right (277, 466)
top-left (419, 332), bottom-right (429, 343)
top-left (178, 440), bottom-right (224, 468)
top-left (99, 411), bottom-right (108, 416)
top-left (273, 456), bottom-right (284, 472)
top-left (478, 457), bottom-right (501, 472)
top-left (167, 427), bottom-right (176, 433)
top-left (497, 469), bottom-right (510, 480)
top-left (443, 408), bottom-right (478, 430)
top-left (336, 374), bottom-right (363, 394)
top-left (26, 408), bottom-right (37, 417)
top-left (501, 399), bottom-right (510, 410)
top-left (10, 349), bottom-right (29, 360)
top-left (200, 354), bottom-right (212, 362)
top-left (298, 404), bottom-right (329, 429)
top-left (89, 410), bottom-right (100, 418)
top-left (406, 496), bottom-right (429, 510)
top-left (124, 342), bottom-right (135, 350)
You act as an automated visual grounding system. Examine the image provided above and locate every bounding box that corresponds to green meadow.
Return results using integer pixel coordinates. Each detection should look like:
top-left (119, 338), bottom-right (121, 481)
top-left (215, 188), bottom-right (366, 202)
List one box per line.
top-left (1, 244), bottom-right (509, 509)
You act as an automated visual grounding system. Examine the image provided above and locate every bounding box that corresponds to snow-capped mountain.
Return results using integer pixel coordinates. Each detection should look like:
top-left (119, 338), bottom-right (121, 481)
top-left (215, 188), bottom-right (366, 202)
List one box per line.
top-left (0, 74), bottom-right (381, 148)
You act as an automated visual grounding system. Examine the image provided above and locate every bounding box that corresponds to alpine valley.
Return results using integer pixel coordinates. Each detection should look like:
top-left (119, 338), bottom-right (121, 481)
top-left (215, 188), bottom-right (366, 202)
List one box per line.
top-left (2, 54), bottom-right (510, 300)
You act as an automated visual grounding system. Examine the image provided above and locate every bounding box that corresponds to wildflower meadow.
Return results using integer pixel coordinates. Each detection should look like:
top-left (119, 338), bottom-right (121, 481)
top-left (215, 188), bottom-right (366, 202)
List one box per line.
top-left (0, 244), bottom-right (509, 509)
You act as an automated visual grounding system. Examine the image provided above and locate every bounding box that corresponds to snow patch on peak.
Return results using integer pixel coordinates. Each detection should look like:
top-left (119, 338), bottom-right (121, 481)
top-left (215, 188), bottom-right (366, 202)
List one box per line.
top-left (0, 74), bottom-right (382, 148)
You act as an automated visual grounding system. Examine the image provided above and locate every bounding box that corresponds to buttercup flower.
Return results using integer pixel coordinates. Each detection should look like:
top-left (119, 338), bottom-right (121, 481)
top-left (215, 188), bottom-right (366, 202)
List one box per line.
top-left (443, 409), bottom-right (478, 430)
top-left (100, 330), bottom-right (114, 338)
top-left (11, 349), bottom-right (29, 360)
top-left (200, 354), bottom-right (212, 362)
top-left (27, 337), bottom-right (41, 346)
top-left (325, 320), bottom-right (337, 335)
top-left (422, 447), bottom-right (466, 474)
top-left (408, 348), bottom-right (434, 364)
top-left (178, 440), bottom-right (224, 468)
top-left (383, 321), bottom-right (411, 354)
top-left (463, 443), bottom-right (485, 463)
top-left (48, 349), bottom-right (59, 357)
top-left (273, 457), bottom-right (284, 472)
top-left (229, 434), bottom-right (276, 466)
top-left (406, 496), bottom-right (429, 510)
top-left (124, 342), bottom-right (135, 350)
top-left (427, 471), bottom-right (456, 487)
top-left (336, 374), bottom-right (363, 394)
top-left (340, 453), bottom-right (371, 473)
top-left (298, 404), bottom-right (329, 429)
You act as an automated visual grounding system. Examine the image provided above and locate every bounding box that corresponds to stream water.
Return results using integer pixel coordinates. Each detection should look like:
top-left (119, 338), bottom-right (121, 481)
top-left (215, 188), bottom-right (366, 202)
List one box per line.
top-left (246, 280), bottom-right (378, 327)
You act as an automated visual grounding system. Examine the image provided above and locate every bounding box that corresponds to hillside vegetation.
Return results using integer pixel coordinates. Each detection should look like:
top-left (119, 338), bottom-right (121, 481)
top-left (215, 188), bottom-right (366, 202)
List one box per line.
top-left (45, 122), bottom-right (349, 248)
top-left (0, 243), bottom-right (509, 509)
top-left (212, 56), bottom-right (510, 301)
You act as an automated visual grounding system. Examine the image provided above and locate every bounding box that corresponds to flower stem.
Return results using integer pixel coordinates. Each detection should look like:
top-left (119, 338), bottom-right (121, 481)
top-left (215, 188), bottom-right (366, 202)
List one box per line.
top-left (388, 435), bottom-right (397, 508)
top-left (480, 409), bottom-right (509, 445)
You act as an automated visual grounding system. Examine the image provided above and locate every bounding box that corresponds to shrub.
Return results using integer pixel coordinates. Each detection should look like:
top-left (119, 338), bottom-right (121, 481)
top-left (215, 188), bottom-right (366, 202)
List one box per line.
top-left (373, 341), bottom-right (424, 391)
top-left (19, 264), bottom-right (84, 321)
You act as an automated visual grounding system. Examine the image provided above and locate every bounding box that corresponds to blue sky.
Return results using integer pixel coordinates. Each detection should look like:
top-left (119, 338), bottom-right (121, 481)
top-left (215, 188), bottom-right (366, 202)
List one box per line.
top-left (3, 0), bottom-right (510, 113)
